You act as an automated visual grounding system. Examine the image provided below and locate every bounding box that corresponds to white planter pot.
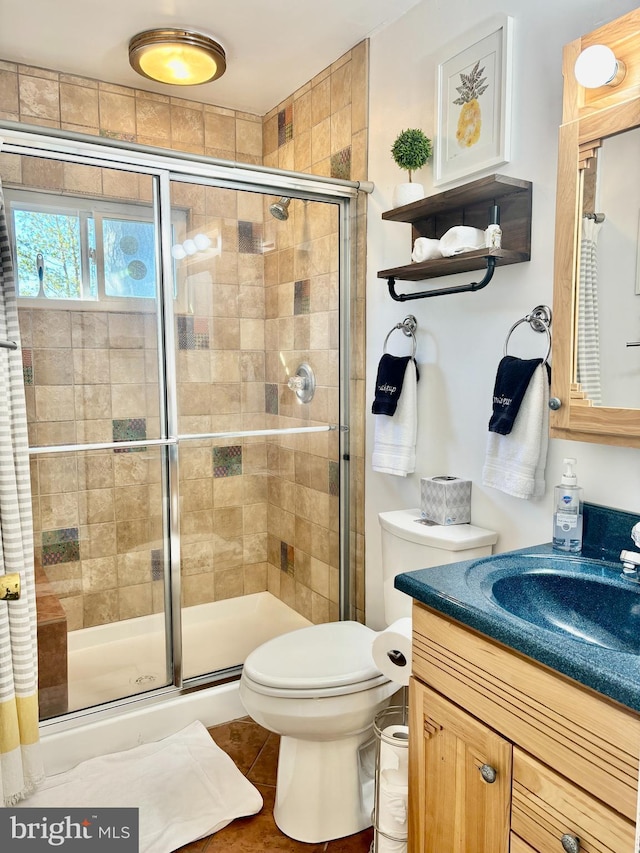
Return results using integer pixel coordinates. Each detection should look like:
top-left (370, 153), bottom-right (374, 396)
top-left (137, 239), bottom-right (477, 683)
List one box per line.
top-left (393, 182), bottom-right (424, 208)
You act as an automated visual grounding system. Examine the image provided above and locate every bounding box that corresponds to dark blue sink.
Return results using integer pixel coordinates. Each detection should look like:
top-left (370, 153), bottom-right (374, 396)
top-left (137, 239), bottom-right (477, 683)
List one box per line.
top-left (467, 554), bottom-right (640, 654)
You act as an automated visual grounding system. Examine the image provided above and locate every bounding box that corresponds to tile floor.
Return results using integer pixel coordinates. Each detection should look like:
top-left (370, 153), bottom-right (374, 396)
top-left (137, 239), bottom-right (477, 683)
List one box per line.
top-left (176, 717), bottom-right (374, 853)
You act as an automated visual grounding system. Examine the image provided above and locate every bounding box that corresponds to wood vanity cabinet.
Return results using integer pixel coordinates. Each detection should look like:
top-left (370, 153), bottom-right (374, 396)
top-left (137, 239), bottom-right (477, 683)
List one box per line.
top-left (408, 602), bottom-right (640, 853)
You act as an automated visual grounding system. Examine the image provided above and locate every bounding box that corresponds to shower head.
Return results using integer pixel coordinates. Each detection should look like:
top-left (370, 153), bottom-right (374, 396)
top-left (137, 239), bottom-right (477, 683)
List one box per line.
top-left (269, 197), bottom-right (291, 221)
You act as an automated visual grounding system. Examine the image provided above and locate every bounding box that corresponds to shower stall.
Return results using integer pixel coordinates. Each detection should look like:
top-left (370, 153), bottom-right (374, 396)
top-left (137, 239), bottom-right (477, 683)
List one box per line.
top-left (0, 124), bottom-right (365, 739)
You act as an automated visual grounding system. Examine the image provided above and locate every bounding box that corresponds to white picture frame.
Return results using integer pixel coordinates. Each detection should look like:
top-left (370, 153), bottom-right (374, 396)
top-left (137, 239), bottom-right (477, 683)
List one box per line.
top-left (434, 15), bottom-right (513, 187)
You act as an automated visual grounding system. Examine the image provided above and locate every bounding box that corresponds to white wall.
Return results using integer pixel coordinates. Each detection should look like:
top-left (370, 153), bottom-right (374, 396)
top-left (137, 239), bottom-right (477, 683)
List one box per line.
top-left (365, 0), bottom-right (640, 627)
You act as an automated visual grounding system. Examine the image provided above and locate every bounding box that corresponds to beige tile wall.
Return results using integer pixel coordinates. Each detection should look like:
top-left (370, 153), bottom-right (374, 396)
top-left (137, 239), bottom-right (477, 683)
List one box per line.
top-left (262, 197), bottom-right (341, 624)
top-left (262, 41), bottom-right (368, 621)
top-left (0, 41), bottom-right (368, 628)
top-left (0, 60), bottom-right (263, 160)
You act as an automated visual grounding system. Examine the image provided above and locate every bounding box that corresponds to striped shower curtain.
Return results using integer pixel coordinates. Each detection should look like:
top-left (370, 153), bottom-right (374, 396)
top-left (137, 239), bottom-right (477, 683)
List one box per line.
top-left (576, 216), bottom-right (602, 405)
top-left (0, 178), bottom-right (43, 804)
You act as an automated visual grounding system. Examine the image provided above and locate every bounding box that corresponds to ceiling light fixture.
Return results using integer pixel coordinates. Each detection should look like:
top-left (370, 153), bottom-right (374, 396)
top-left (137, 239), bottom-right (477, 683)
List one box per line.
top-left (129, 28), bottom-right (226, 86)
top-left (574, 44), bottom-right (626, 89)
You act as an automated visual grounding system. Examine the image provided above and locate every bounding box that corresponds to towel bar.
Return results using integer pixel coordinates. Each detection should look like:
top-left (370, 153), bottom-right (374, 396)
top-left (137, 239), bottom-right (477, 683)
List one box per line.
top-left (387, 256), bottom-right (496, 302)
top-left (383, 316), bottom-right (417, 357)
top-left (503, 305), bottom-right (552, 364)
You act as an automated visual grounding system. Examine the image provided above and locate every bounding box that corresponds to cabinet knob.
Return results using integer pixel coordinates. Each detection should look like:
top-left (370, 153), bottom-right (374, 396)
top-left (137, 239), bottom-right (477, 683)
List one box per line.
top-left (478, 763), bottom-right (497, 783)
top-left (560, 833), bottom-right (580, 853)
top-left (548, 397), bottom-right (562, 410)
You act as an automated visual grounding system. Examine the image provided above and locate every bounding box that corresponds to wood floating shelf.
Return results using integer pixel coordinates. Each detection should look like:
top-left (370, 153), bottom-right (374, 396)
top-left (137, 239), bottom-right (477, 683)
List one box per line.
top-left (378, 248), bottom-right (528, 282)
top-left (378, 173), bottom-right (532, 299)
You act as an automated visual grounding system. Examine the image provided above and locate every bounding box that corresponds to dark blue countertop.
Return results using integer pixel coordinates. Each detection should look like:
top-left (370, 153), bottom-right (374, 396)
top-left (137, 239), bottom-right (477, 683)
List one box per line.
top-left (395, 541), bottom-right (640, 714)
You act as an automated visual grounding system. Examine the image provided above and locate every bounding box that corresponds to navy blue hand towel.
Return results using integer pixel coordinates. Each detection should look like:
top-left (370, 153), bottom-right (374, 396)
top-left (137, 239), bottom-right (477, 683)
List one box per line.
top-left (488, 356), bottom-right (543, 435)
top-left (372, 354), bottom-right (419, 415)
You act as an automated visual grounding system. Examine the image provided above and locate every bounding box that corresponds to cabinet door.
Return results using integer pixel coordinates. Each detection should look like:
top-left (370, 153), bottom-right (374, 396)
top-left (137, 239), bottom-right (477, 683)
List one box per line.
top-left (409, 677), bottom-right (511, 853)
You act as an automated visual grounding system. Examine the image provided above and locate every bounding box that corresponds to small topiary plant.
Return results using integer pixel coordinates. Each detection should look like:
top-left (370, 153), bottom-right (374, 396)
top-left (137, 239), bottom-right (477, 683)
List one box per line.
top-left (391, 129), bottom-right (432, 181)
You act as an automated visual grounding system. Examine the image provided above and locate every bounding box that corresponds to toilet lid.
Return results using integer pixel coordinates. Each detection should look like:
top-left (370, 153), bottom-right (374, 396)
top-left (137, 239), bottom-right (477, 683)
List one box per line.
top-left (243, 621), bottom-right (383, 691)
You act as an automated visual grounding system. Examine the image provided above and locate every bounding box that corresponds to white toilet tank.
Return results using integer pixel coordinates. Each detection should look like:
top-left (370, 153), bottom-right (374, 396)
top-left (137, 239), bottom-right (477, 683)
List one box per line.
top-left (378, 508), bottom-right (498, 624)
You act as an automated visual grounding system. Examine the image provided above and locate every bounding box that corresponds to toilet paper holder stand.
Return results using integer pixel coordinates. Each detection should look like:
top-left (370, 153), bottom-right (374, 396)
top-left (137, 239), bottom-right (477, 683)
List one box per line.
top-left (369, 700), bottom-right (409, 853)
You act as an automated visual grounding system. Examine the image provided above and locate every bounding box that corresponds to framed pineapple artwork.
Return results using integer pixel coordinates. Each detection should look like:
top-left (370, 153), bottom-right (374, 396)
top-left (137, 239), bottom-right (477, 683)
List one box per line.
top-left (434, 15), bottom-right (513, 187)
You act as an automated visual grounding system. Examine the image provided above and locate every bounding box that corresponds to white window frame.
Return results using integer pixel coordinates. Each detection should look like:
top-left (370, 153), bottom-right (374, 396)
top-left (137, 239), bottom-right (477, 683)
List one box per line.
top-left (6, 187), bottom-right (187, 312)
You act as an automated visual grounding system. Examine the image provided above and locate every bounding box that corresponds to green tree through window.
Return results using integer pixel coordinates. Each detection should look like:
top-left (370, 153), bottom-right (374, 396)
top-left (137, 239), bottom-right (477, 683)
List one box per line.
top-left (8, 191), bottom-right (166, 303)
top-left (14, 209), bottom-right (85, 298)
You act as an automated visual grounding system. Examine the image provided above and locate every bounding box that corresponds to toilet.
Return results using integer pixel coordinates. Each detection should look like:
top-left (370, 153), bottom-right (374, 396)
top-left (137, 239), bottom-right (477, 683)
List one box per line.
top-left (239, 507), bottom-right (497, 843)
top-left (379, 508), bottom-right (499, 623)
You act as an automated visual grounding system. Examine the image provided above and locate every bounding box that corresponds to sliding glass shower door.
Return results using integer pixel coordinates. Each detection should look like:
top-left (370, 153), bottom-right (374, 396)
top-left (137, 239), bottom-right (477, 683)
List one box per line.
top-left (4, 158), bottom-right (174, 717)
top-left (168, 179), bottom-right (342, 680)
top-left (0, 135), bottom-right (351, 721)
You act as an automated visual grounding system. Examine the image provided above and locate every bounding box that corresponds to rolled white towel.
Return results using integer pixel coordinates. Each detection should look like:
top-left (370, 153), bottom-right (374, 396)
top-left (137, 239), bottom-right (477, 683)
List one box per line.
top-left (411, 237), bottom-right (443, 263)
top-left (439, 225), bottom-right (486, 257)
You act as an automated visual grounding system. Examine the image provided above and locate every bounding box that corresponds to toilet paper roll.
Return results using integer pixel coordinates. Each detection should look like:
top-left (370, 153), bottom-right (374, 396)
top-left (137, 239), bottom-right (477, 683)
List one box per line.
top-left (377, 837), bottom-right (407, 853)
top-left (379, 725), bottom-right (409, 773)
top-left (378, 768), bottom-right (408, 836)
top-left (372, 618), bottom-right (412, 686)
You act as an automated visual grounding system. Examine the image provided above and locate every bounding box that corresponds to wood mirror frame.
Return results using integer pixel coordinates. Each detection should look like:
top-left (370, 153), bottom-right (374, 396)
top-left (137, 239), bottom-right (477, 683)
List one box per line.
top-left (550, 7), bottom-right (640, 447)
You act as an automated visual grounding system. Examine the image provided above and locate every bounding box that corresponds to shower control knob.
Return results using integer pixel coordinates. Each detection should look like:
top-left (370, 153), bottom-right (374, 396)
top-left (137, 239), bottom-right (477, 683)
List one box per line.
top-left (287, 363), bottom-right (315, 403)
top-left (478, 763), bottom-right (497, 783)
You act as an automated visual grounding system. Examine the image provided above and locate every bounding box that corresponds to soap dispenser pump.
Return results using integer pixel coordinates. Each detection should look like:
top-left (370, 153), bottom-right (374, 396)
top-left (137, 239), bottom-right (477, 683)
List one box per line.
top-left (552, 457), bottom-right (583, 553)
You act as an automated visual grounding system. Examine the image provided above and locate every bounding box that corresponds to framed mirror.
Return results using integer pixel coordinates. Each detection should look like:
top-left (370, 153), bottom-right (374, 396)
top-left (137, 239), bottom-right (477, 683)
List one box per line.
top-left (550, 8), bottom-right (640, 447)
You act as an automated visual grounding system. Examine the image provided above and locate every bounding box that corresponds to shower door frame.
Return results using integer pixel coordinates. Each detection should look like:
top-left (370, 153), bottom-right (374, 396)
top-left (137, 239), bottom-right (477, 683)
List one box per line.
top-left (0, 122), bottom-right (365, 730)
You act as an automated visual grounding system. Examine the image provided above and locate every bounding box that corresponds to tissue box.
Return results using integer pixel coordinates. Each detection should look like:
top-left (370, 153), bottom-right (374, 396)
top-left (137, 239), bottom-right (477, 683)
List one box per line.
top-left (421, 476), bottom-right (471, 525)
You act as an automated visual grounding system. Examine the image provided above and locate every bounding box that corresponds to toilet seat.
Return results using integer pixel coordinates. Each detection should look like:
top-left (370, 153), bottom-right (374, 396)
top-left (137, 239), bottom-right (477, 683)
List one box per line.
top-left (242, 621), bottom-right (389, 698)
top-left (241, 669), bottom-right (390, 699)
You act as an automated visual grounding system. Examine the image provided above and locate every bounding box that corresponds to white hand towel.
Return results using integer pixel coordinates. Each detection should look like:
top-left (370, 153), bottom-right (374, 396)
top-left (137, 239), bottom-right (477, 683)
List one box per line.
top-left (372, 359), bottom-right (417, 477)
top-left (482, 363), bottom-right (550, 499)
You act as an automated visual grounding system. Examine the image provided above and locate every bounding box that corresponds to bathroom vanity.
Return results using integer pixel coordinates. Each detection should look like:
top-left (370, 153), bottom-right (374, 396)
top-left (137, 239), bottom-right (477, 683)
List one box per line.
top-left (407, 605), bottom-right (638, 853)
top-left (396, 503), bottom-right (640, 853)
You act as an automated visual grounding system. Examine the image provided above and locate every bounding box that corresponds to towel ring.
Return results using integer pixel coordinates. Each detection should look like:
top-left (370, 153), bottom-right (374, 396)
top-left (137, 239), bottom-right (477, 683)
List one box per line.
top-left (383, 315), bottom-right (417, 358)
top-left (503, 305), bottom-right (552, 364)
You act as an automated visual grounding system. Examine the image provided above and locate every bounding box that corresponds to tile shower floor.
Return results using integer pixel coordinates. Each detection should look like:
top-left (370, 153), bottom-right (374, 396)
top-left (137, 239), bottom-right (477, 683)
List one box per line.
top-left (176, 717), bottom-right (374, 853)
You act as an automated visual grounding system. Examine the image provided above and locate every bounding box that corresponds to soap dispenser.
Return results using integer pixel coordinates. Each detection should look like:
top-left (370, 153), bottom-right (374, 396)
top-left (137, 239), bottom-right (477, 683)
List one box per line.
top-left (552, 457), bottom-right (583, 553)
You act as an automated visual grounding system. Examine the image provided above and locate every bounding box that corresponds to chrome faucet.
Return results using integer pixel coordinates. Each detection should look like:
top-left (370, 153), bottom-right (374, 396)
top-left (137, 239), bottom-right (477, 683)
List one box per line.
top-left (620, 522), bottom-right (640, 579)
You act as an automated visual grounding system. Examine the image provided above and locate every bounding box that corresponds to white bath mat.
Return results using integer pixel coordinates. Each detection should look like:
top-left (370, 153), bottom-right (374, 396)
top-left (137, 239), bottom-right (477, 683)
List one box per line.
top-left (17, 720), bottom-right (263, 853)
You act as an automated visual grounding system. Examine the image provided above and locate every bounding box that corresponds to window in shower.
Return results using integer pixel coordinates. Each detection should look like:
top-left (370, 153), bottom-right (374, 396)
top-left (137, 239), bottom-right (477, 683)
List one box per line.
top-left (7, 189), bottom-right (184, 305)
